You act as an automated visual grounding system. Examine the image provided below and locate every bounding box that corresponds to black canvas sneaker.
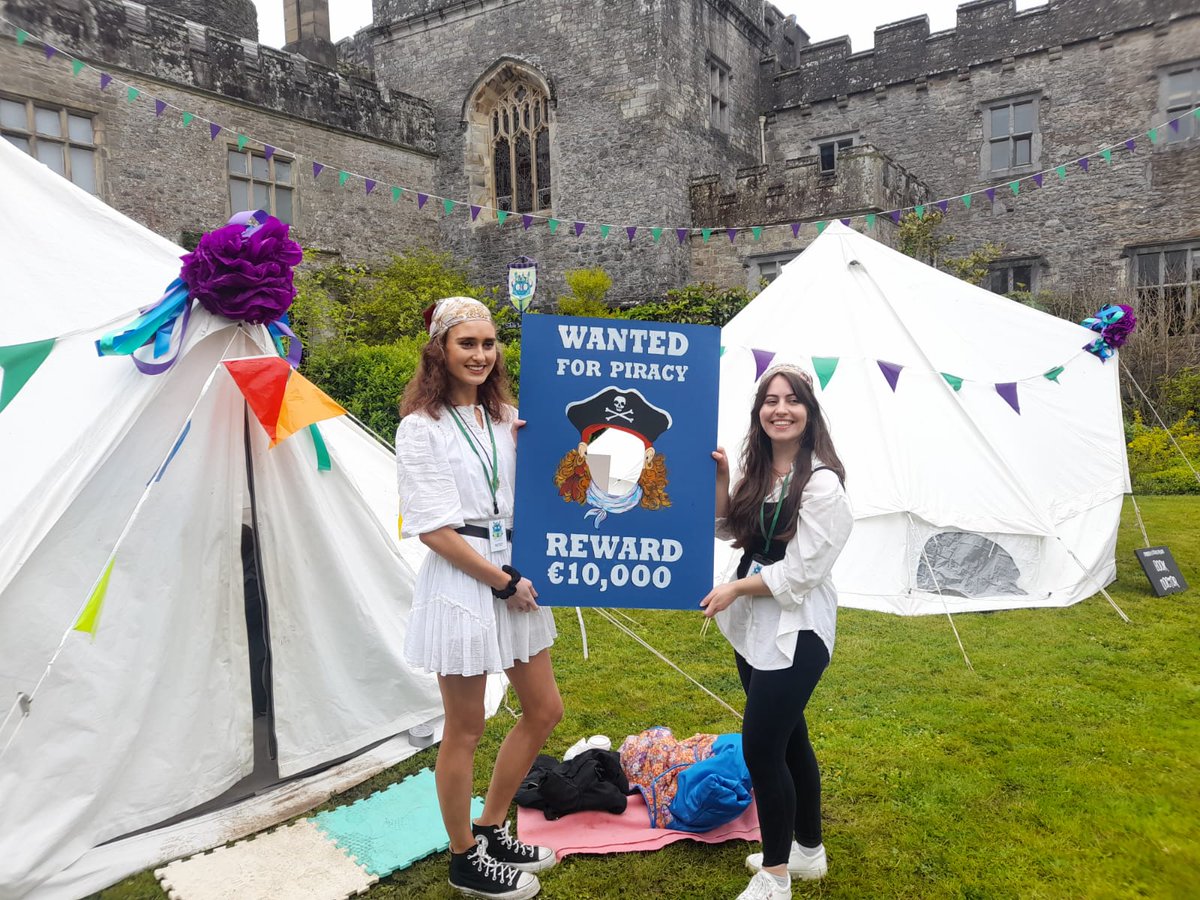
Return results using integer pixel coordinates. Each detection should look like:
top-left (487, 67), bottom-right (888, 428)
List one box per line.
top-left (448, 844), bottom-right (540, 900)
top-left (472, 820), bottom-right (557, 873)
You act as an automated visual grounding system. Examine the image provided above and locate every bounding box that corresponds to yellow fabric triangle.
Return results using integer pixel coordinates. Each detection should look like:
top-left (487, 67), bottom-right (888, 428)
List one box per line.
top-left (273, 369), bottom-right (346, 446)
top-left (74, 556), bottom-right (115, 635)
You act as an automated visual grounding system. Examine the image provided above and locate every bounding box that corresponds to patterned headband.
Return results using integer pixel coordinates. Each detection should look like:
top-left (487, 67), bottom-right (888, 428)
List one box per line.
top-left (759, 363), bottom-right (814, 388)
top-left (425, 296), bottom-right (493, 340)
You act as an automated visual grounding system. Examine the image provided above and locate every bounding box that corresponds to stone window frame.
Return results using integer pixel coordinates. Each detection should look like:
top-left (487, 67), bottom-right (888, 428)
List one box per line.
top-left (1128, 239), bottom-right (1200, 336)
top-left (986, 257), bottom-right (1041, 295)
top-left (1158, 60), bottom-right (1200, 144)
top-left (980, 92), bottom-right (1042, 178)
top-left (748, 251), bottom-right (799, 290)
top-left (813, 132), bottom-right (855, 174)
top-left (0, 94), bottom-right (98, 194)
top-left (708, 53), bottom-right (731, 133)
top-left (463, 58), bottom-right (556, 224)
top-left (226, 146), bottom-right (296, 225)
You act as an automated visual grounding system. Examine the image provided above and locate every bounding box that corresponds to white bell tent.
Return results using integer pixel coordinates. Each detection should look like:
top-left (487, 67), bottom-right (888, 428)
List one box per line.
top-left (717, 223), bottom-right (1130, 616)
top-left (0, 139), bottom-right (494, 899)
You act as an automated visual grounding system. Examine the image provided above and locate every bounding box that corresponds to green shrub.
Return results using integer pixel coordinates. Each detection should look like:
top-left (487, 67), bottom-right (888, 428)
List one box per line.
top-left (556, 268), bottom-right (616, 317)
top-left (628, 282), bottom-right (755, 327)
top-left (1126, 412), bottom-right (1200, 495)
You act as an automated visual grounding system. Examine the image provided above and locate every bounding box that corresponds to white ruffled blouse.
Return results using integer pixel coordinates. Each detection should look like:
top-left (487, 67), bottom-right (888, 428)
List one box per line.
top-left (395, 404), bottom-right (556, 677)
top-left (715, 463), bottom-right (853, 670)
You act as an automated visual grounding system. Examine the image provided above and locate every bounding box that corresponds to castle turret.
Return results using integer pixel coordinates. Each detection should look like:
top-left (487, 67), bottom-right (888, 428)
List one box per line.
top-left (283, 0), bottom-right (336, 69)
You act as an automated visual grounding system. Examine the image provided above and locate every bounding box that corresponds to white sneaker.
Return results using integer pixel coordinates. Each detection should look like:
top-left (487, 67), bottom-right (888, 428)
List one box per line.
top-left (562, 734), bottom-right (612, 761)
top-left (745, 841), bottom-right (827, 880)
top-left (736, 870), bottom-right (792, 900)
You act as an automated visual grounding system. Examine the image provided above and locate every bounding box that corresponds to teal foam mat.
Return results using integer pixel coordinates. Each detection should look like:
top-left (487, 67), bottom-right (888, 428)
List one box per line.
top-left (312, 767), bottom-right (484, 877)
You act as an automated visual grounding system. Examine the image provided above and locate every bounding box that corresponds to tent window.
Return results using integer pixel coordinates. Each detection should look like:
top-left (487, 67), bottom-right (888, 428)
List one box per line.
top-left (1131, 241), bottom-right (1200, 335)
top-left (227, 148), bottom-right (294, 225)
top-left (916, 532), bottom-right (1026, 598)
top-left (0, 96), bottom-right (97, 193)
top-left (1161, 63), bottom-right (1199, 143)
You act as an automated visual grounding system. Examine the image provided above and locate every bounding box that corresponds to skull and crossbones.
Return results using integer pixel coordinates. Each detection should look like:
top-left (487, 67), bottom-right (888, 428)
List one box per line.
top-left (605, 395), bottom-right (634, 422)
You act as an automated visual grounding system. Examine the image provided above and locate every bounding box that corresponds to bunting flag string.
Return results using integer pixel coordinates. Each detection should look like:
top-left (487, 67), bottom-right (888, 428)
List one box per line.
top-left (3, 14), bottom-right (1199, 243)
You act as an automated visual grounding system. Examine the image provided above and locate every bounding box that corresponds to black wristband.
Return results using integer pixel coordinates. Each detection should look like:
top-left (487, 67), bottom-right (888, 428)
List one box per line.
top-left (492, 564), bottom-right (521, 599)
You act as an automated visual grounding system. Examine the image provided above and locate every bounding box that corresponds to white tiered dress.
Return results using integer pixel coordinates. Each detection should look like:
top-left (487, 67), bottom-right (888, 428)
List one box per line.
top-left (396, 403), bottom-right (557, 677)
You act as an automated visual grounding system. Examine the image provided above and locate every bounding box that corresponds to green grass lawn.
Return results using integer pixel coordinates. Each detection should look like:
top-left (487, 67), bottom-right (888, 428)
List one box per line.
top-left (101, 497), bottom-right (1199, 899)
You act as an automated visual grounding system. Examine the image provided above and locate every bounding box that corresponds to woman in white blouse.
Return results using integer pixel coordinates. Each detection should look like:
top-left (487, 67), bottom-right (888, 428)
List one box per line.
top-left (395, 297), bottom-right (560, 900)
top-left (701, 364), bottom-right (853, 900)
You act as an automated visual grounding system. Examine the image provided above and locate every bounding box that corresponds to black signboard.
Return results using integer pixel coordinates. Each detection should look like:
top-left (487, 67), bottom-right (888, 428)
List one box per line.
top-left (1134, 546), bottom-right (1189, 597)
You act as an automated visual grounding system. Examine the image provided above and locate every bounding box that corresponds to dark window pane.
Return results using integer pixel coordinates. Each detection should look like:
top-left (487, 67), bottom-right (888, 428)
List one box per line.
top-left (535, 127), bottom-right (551, 209)
top-left (502, 108), bottom-right (509, 134)
top-left (987, 269), bottom-right (1006, 294)
top-left (515, 132), bottom-right (533, 212)
top-left (1191, 250), bottom-right (1200, 285)
top-left (492, 110), bottom-right (499, 136)
top-left (991, 105), bottom-right (1009, 135)
top-left (1137, 253), bottom-right (1160, 287)
top-left (1165, 250), bottom-right (1187, 284)
top-left (1013, 101), bottom-right (1035, 134)
top-left (990, 140), bottom-right (1009, 172)
top-left (1012, 265), bottom-right (1033, 291)
top-left (1014, 137), bottom-right (1031, 166)
top-left (819, 143), bottom-right (835, 172)
top-left (494, 137), bottom-right (512, 211)
top-left (1164, 285), bottom-right (1187, 335)
top-left (837, 138), bottom-right (853, 151)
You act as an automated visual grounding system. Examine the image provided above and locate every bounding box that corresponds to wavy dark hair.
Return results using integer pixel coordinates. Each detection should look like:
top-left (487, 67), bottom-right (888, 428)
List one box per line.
top-left (725, 369), bottom-right (845, 549)
top-left (399, 324), bottom-right (513, 422)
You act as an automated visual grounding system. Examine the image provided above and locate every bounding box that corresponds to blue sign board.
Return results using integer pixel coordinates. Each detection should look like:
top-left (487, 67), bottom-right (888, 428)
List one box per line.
top-left (512, 314), bottom-right (720, 609)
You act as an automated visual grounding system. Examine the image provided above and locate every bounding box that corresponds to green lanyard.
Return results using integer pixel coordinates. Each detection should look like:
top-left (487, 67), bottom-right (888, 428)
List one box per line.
top-left (447, 405), bottom-right (500, 515)
top-left (758, 472), bottom-right (791, 554)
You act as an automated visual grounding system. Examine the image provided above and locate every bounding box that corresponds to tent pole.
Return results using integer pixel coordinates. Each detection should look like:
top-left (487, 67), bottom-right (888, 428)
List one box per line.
top-left (1122, 367), bottom-right (1200, 488)
top-left (906, 513), bottom-right (974, 672)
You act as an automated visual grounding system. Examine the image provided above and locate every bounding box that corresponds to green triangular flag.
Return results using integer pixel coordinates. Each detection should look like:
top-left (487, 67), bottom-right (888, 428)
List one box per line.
top-left (74, 556), bottom-right (115, 636)
top-left (496, 209), bottom-right (509, 225)
top-left (941, 372), bottom-right (964, 392)
top-left (752, 226), bottom-right (762, 241)
top-left (338, 171), bottom-right (350, 187)
top-left (1101, 148), bottom-right (1112, 164)
top-left (719, 346), bottom-right (726, 357)
top-left (1010, 181), bottom-right (1020, 196)
top-left (443, 198), bottom-right (456, 215)
top-left (72, 58), bottom-right (85, 76)
top-left (126, 86), bottom-right (139, 103)
top-left (599, 224), bottom-right (610, 239)
top-left (0, 338), bottom-right (56, 413)
top-left (182, 112), bottom-right (194, 127)
top-left (1056, 165), bottom-right (1066, 180)
top-left (816, 220), bottom-right (828, 234)
top-left (915, 205), bottom-right (925, 219)
top-left (309, 423), bottom-right (331, 471)
top-left (812, 356), bottom-right (839, 390)
top-left (963, 194), bottom-right (973, 209)
top-left (548, 218), bottom-right (559, 234)
top-left (16, 29), bottom-right (28, 45)
top-left (236, 134), bottom-right (248, 151)
top-left (1043, 366), bottom-right (1064, 382)
top-left (701, 228), bottom-right (712, 243)
top-left (391, 186), bottom-right (402, 202)
top-left (865, 214), bottom-right (875, 229)
top-left (651, 227), bottom-right (663, 242)
top-left (1148, 128), bottom-right (1158, 145)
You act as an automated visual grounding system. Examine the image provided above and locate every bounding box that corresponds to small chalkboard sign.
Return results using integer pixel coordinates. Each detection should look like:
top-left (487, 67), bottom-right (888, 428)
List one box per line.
top-left (1134, 546), bottom-right (1189, 596)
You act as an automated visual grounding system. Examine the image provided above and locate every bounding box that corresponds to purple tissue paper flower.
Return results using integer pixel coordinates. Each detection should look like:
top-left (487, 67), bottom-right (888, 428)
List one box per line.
top-left (1102, 304), bottom-right (1137, 349)
top-left (180, 218), bottom-right (303, 324)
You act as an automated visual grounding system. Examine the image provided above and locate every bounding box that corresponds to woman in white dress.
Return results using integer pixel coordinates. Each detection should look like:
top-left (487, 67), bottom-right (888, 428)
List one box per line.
top-left (396, 297), bottom-right (560, 900)
top-left (701, 365), bottom-right (853, 900)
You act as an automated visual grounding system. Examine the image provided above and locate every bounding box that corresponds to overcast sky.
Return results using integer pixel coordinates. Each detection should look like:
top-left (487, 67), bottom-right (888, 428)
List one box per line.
top-left (250, 1), bottom-right (1047, 53)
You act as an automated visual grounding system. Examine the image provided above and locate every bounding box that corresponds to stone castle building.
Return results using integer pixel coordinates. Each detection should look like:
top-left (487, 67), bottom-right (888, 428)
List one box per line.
top-left (1, 0), bottom-right (1198, 323)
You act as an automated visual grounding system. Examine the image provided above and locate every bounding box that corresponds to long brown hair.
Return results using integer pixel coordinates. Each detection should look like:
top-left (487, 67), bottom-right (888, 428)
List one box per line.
top-left (726, 370), bottom-right (845, 549)
top-left (399, 325), bottom-right (513, 422)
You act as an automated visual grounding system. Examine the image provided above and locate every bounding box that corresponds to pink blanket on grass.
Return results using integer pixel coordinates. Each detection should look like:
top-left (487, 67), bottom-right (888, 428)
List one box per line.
top-left (516, 794), bottom-right (761, 860)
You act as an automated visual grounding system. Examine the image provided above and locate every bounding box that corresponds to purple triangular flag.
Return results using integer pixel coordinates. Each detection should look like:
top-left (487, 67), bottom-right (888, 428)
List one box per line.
top-left (727, 228), bottom-right (738, 243)
top-left (985, 187), bottom-right (996, 202)
top-left (366, 179), bottom-right (377, 195)
top-left (1033, 173), bottom-right (1044, 188)
top-left (573, 221), bottom-right (585, 236)
top-left (522, 214), bottom-right (533, 230)
top-left (840, 218), bottom-right (851, 227)
top-left (890, 210), bottom-right (901, 224)
top-left (752, 348), bottom-right (776, 381)
top-left (995, 382), bottom-right (1020, 414)
top-left (417, 193), bottom-right (429, 209)
top-left (626, 226), bottom-right (637, 242)
top-left (263, 145), bottom-right (276, 161)
top-left (935, 200), bottom-right (949, 213)
top-left (1169, 117), bottom-right (1180, 132)
top-left (468, 205), bottom-right (480, 221)
top-left (676, 228), bottom-right (689, 244)
top-left (209, 123), bottom-right (222, 140)
top-left (1078, 157), bottom-right (1089, 172)
top-left (44, 45), bottom-right (57, 60)
top-left (1125, 138), bottom-right (1136, 152)
top-left (877, 360), bottom-right (903, 392)
top-left (312, 162), bottom-right (324, 178)
top-left (100, 73), bottom-right (113, 90)
top-left (791, 222), bottom-right (802, 238)
top-left (154, 99), bottom-right (166, 117)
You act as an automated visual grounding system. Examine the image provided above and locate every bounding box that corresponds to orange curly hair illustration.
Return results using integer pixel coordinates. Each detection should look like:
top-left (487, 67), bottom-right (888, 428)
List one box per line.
top-left (553, 449), bottom-right (670, 509)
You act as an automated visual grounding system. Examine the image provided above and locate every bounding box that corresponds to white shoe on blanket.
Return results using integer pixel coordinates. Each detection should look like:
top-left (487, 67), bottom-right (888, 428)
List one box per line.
top-left (562, 735), bottom-right (611, 761)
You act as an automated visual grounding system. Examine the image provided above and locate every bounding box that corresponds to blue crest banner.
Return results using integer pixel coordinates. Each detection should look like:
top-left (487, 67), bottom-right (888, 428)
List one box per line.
top-left (508, 256), bottom-right (537, 312)
top-left (512, 314), bottom-right (720, 609)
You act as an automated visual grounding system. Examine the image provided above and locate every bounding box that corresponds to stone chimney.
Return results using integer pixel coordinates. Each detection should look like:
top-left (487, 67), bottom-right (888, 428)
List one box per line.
top-left (283, 0), bottom-right (336, 69)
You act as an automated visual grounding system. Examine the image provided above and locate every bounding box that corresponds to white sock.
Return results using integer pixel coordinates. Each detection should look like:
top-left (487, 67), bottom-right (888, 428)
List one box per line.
top-left (795, 842), bottom-right (824, 858)
top-left (767, 871), bottom-right (790, 888)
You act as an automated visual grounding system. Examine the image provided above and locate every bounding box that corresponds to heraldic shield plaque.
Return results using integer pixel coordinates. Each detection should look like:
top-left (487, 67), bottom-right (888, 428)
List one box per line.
top-left (512, 314), bottom-right (720, 609)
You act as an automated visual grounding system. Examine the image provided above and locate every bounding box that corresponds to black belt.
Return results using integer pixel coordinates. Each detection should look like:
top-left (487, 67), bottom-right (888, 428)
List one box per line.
top-left (456, 524), bottom-right (513, 540)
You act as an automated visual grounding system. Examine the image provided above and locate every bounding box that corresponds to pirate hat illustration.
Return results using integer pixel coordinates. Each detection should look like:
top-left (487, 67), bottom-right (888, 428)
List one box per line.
top-left (566, 387), bottom-right (672, 446)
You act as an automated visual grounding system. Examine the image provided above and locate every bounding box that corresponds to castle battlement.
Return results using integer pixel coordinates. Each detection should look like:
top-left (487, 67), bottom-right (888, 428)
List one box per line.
top-left (0, 0), bottom-right (436, 152)
top-left (689, 143), bottom-right (930, 227)
top-left (776, 0), bottom-right (1198, 108)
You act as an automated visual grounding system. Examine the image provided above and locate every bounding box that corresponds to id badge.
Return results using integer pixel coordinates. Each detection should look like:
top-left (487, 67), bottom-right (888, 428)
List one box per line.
top-left (748, 553), bottom-right (771, 577)
top-left (489, 519), bottom-right (508, 552)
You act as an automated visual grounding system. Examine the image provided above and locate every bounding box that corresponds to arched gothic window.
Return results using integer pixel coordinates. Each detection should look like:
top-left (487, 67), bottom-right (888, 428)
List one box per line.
top-left (463, 61), bottom-right (554, 222)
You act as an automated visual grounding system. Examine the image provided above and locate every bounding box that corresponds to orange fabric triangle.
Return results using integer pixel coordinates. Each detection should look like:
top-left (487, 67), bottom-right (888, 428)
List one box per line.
top-left (275, 369), bottom-right (346, 446)
top-left (223, 357), bottom-right (290, 443)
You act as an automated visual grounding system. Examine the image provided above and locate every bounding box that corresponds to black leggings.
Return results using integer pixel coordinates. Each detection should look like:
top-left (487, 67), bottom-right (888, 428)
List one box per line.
top-left (736, 630), bottom-right (829, 867)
